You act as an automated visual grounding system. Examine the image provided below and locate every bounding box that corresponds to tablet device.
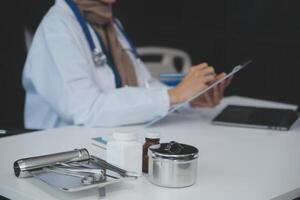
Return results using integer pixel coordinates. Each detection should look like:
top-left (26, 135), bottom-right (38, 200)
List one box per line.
top-left (145, 60), bottom-right (252, 127)
top-left (212, 105), bottom-right (300, 131)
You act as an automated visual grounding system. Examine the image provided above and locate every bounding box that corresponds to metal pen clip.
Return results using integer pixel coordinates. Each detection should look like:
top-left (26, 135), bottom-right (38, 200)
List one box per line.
top-left (93, 49), bottom-right (107, 67)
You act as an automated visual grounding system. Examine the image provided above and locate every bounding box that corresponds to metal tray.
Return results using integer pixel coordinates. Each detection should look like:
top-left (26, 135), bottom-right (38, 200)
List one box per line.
top-left (29, 159), bottom-right (135, 192)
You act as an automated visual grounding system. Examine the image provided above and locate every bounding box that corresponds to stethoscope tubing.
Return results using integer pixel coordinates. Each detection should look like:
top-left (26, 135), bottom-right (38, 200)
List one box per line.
top-left (65, 0), bottom-right (138, 59)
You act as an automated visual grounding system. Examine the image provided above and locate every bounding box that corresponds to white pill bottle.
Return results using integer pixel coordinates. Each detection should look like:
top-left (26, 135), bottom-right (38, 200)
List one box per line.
top-left (107, 130), bottom-right (142, 176)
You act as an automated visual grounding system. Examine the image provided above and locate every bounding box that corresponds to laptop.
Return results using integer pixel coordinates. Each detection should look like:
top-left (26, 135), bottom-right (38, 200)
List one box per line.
top-left (212, 105), bottom-right (300, 131)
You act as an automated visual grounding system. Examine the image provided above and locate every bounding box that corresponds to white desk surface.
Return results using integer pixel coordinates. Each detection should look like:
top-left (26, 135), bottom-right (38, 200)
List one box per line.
top-left (0, 96), bottom-right (300, 200)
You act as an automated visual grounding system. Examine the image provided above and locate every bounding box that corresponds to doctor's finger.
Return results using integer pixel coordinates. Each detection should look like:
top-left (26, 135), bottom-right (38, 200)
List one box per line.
top-left (200, 66), bottom-right (215, 77)
top-left (189, 66), bottom-right (214, 78)
top-left (212, 85), bottom-right (220, 105)
top-left (204, 92), bottom-right (214, 107)
top-left (218, 82), bottom-right (225, 100)
top-left (203, 74), bottom-right (216, 84)
top-left (214, 72), bottom-right (226, 81)
top-left (193, 63), bottom-right (209, 70)
top-left (225, 76), bottom-right (234, 88)
top-left (192, 99), bottom-right (211, 107)
top-left (221, 81), bottom-right (226, 97)
top-left (207, 72), bottom-right (225, 85)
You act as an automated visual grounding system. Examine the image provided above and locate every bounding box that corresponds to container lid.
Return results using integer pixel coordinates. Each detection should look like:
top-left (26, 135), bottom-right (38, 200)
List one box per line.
top-left (145, 131), bottom-right (160, 139)
top-left (149, 141), bottom-right (199, 160)
top-left (113, 130), bottom-right (137, 141)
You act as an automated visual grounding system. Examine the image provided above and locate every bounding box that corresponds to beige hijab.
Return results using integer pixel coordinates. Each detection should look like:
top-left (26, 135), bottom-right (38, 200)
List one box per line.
top-left (74, 0), bottom-right (138, 87)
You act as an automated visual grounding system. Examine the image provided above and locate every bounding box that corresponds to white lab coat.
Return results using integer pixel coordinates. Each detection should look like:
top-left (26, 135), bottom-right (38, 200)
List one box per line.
top-left (22, 0), bottom-right (170, 129)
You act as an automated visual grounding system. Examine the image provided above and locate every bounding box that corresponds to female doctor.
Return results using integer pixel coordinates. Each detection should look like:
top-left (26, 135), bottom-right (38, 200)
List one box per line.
top-left (22, 0), bottom-right (230, 129)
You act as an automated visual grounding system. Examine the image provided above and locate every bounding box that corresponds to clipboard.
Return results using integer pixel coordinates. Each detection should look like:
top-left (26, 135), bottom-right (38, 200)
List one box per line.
top-left (144, 60), bottom-right (252, 127)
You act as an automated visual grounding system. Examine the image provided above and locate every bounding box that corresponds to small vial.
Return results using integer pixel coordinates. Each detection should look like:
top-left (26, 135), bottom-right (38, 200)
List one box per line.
top-left (142, 132), bottom-right (160, 173)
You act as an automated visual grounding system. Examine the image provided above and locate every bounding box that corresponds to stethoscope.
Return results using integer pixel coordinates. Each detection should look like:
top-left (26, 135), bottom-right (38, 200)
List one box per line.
top-left (65, 0), bottom-right (139, 88)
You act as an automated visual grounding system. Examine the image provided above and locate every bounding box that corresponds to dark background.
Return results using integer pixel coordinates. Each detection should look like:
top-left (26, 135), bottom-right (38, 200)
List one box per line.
top-left (0, 0), bottom-right (54, 129)
top-left (114, 0), bottom-right (300, 106)
top-left (0, 0), bottom-right (300, 130)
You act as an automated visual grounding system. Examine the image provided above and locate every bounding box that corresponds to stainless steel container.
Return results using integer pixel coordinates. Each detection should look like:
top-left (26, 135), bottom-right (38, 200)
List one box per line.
top-left (148, 141), bottom-right (199, 188)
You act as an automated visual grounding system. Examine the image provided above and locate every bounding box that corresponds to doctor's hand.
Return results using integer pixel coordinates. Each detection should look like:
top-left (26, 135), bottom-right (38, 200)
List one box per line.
top-left (168, 63), bottom-right (216, 106)
top-left (190, 72), bottom-right (232, 108)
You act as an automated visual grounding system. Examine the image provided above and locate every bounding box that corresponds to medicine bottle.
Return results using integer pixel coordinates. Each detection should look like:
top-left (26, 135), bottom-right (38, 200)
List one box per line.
top-left (107, 130), bottom-right (142, 176)
top-left (142, 132), bottom-right (160, 173)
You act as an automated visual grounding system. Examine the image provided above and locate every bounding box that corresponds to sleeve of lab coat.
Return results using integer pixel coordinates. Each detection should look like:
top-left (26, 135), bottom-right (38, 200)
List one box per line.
top-left (32, 14), bottom-right (170, 127)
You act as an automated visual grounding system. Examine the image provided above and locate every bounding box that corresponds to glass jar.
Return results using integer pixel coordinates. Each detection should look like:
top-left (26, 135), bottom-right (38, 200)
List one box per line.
top-left (142, 132), bottom-right (160, 173)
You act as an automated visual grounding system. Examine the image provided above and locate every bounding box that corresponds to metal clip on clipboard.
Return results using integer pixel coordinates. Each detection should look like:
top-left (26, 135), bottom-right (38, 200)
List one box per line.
top-left (145, 60), bottom-right (253, 127)
top-left (13, 149), bottom-right (137, 198)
